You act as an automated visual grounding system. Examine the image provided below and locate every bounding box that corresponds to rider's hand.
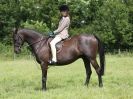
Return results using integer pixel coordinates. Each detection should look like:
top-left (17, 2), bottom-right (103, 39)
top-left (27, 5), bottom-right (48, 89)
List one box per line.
top-left (48, 31), bottom-right (55, 37)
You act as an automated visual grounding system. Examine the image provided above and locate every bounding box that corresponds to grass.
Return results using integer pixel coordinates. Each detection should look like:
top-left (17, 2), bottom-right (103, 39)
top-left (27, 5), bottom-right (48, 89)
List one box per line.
top-left (0, 55), bottom-right (133, 99)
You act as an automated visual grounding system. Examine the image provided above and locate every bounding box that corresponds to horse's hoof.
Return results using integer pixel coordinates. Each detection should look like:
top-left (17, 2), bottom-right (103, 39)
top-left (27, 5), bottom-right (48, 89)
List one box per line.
top-left (99, 84), bottom-right (103, 87)
top-left (42, 88), bottom-right (47, 91)
top-left (84, 83), bottom-right (89, 87)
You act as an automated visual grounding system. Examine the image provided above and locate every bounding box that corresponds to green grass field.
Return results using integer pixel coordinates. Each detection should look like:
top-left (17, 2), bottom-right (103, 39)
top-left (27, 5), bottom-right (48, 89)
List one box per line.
top-left (0, 55), bottom-right (133, 99)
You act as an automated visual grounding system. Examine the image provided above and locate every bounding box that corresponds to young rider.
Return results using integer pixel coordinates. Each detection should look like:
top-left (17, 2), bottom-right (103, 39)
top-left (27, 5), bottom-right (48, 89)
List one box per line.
top-left (49, 5), bottom-right (70, 64)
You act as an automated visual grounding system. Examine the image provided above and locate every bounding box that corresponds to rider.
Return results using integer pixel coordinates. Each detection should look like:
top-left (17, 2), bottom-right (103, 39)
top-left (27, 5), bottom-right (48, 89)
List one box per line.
top-left (49, 5), bottom-right (70, 64)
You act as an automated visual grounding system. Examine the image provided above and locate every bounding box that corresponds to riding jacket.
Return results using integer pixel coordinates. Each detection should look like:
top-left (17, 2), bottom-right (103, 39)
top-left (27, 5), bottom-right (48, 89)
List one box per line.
top-left (53, 16), bottom-right (70, 39)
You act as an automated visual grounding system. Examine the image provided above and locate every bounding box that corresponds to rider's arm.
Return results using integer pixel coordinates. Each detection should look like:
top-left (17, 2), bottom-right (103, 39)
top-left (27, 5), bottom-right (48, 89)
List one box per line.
top-left (53, 17), bottom-right (70, 34)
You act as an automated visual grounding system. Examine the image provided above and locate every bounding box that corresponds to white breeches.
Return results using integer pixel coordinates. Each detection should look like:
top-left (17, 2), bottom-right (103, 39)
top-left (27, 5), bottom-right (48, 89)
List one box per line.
top-left (50, 36), bottom-right (62, 62)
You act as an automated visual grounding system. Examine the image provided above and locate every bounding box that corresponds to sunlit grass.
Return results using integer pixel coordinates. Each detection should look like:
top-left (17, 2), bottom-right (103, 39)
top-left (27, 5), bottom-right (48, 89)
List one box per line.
top-left (0, 55), bottom-right (133, 99)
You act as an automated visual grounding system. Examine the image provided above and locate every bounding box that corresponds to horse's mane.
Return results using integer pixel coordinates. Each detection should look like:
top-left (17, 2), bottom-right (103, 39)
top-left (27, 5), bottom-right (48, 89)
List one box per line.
top-left (18, 28), bottom-right (47, 37)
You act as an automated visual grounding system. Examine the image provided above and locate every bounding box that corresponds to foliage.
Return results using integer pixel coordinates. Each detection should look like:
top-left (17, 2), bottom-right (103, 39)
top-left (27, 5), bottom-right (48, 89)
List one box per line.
top-left (22, 20), bottom-right (50, 34)
top-left (0, 0), bottom-right (133, 50)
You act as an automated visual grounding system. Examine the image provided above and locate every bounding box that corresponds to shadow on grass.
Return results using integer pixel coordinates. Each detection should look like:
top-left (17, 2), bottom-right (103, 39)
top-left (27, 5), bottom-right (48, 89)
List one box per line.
top-left (34, 83), bottom-right (66, 91)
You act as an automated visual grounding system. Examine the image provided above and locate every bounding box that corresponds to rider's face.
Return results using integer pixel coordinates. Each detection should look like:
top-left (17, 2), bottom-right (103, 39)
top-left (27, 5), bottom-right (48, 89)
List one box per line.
top-left (60, 11), bottom-right (68, 17)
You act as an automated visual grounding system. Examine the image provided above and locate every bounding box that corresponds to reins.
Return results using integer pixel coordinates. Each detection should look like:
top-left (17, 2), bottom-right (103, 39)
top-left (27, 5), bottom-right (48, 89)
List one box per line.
top-left (28, 37), bottom-right (45, 47)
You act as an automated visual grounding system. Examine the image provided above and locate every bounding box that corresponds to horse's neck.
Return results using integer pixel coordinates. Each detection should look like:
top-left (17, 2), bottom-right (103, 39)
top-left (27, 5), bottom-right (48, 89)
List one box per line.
top-left (23, 31), bottom-right (42, 46)
top-left (21, 30), bottom-right (48, 56)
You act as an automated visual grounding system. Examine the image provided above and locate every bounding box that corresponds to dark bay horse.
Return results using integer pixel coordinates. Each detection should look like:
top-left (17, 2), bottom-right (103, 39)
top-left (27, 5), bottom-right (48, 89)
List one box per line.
top-left (13, 28), bottom-right (105, 91)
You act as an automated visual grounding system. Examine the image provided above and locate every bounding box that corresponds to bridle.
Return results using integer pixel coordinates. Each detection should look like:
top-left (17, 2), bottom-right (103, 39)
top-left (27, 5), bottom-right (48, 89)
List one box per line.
top-left (14, 34), bottom-right (23, 48)
top-left (15, 33), bottom-right (46, 48)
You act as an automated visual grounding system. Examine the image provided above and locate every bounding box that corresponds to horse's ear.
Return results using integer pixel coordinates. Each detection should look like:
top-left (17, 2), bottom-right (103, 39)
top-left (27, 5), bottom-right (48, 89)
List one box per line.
top-left (12, 28), bottom-right (18, 34)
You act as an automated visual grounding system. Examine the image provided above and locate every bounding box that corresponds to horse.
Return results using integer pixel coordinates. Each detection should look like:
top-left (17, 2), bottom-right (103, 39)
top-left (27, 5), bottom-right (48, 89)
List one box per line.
top-left (13, 28), bottom-right (105, 91)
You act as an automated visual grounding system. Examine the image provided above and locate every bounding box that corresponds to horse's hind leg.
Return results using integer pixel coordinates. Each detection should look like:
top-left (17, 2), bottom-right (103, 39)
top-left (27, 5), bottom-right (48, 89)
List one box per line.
top-left (82, 56), bottom-right (92, 86)
top-left (90, 58), bottom-right (103, 87)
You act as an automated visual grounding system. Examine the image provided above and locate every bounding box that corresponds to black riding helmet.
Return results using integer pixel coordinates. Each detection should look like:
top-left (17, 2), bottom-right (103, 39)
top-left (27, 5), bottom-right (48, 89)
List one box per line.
top-left (59, 5), bottom-right (69, 12)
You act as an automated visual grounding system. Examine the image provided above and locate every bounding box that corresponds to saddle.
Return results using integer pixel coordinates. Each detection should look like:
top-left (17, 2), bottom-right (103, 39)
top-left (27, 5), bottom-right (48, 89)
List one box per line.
top-left (47, 37), bottom-right (71, 53)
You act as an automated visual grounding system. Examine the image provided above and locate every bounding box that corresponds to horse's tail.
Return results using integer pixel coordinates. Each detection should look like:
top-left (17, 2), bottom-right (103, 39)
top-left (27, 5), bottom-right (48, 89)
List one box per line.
top-left (94, 35), bottom-right (105, 76)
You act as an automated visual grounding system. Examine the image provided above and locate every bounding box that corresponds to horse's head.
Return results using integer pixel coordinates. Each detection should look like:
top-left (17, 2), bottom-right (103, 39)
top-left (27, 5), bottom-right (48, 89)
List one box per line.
top-left (13, 28), bottom-right (24, 54)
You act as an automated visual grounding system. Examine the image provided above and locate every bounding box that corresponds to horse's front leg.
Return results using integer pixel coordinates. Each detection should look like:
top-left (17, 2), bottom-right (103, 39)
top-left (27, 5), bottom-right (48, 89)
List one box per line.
top-left (40, 62), bottom-right (48, 91)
